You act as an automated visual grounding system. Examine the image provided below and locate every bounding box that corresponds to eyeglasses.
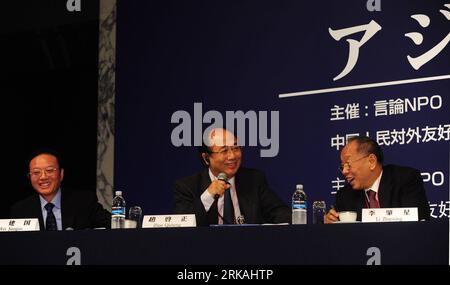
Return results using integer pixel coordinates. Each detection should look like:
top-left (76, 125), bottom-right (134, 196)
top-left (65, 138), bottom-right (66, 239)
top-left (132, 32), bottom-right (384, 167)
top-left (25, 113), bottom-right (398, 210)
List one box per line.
top-left (209, 146), bottom-right (241, 156)
top-left (338, 155), bottom-right (369, 172)
top-left (29, 167), bottom-right (59, 178)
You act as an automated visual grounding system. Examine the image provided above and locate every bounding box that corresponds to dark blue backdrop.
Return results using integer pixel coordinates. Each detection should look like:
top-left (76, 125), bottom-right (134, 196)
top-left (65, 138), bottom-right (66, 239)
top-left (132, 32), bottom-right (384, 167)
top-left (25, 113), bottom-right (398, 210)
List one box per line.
top-left (116, 0), bottom-right (450, 221)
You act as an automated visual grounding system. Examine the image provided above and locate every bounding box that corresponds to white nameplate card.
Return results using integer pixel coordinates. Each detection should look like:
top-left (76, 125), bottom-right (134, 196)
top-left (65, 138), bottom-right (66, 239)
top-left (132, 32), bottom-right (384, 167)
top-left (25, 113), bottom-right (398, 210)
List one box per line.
top-left (142, 214), bottom-right (196, 228)
top-left (0, 219), bottom-right (40, 232)
top-left (362, 207), bottom-right (418, 223)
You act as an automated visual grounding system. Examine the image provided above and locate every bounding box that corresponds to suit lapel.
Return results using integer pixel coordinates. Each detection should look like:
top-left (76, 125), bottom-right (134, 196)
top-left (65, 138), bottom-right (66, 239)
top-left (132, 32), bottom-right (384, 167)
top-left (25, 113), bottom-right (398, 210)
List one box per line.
top-left (30, 195), bottom-right (45, 230)
top-left (357, 191), bottom-right (365, 211)
top-left (235, 169), bottom-right (251, 220)
top-left (61, 191), bottom-right (75, 230)
top-left (378, 168), bottom-right (392, 208)
top-left (200, 169), bottom-right (212, 195)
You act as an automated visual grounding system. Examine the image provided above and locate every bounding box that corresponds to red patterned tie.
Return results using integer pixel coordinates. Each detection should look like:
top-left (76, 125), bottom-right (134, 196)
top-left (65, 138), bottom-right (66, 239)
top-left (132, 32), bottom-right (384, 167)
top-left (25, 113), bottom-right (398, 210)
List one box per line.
top-left (368, 190), bottom-right (380, 208)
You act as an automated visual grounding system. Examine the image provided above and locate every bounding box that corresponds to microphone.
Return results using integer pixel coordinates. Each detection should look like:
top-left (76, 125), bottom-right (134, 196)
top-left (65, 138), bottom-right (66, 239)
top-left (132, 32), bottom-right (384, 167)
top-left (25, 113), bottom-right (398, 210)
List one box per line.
top-left (214, 172), bottom-right (229, 200)
top-left (217, 172), bottom-right (229, 184)
top-left (215, 172), bottom-right (234, 224)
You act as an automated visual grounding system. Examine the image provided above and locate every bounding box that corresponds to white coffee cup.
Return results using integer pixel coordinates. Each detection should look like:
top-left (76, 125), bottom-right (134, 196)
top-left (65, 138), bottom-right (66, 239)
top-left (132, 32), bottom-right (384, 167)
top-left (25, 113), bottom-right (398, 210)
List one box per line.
top-left (339, 211), bottom-right (357, 222)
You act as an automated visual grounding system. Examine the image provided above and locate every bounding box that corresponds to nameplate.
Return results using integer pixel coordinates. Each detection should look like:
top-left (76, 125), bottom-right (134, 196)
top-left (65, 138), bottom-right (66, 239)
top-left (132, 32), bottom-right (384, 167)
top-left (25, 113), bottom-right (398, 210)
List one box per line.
top-left (362, 208), bottom-right (418, 222)
top-left (142, 214), bottom-right (196, 228)
top-left (0, 219), bottom-right (40, 232)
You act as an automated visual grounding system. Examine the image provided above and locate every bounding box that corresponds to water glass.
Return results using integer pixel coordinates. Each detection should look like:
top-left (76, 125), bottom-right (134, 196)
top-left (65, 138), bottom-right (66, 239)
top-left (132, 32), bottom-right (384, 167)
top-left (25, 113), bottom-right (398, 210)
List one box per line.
top-left (128, 206), bottom-right (143, 228)
top-left (312, 201), bottom-right (326, 224)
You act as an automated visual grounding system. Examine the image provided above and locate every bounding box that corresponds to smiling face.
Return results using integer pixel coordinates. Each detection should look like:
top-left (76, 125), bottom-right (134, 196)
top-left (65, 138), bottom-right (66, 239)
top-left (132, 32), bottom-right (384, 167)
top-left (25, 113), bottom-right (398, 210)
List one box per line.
top-left (340, 140), bottom-right (379, 190)
top-left (29, 154), bottom-right (64, 202)
top-left (204, 128), bottom-right (242, 179)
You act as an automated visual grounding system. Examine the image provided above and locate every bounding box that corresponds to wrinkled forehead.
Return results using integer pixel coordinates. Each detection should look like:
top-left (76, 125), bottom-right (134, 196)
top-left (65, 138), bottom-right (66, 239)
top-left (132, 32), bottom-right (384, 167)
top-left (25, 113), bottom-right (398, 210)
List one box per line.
top-left (340, 141), bottom-right (359, 161)
top-left (207, 129), bottom-right (236, 147)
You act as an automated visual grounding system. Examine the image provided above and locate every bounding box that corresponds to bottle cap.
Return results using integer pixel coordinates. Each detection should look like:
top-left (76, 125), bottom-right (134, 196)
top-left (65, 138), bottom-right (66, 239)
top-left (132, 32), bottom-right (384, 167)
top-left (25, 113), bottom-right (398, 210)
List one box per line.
top-left (115, 190), bottom-right (122, 196)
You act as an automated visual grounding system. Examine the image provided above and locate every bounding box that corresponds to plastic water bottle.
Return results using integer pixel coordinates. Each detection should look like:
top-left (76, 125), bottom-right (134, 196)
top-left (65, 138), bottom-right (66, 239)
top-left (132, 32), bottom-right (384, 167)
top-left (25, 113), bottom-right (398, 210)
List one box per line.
top-left (292, 184), bottom-right (307, 224)
top-left (111, 190), bottom-right (126, 229)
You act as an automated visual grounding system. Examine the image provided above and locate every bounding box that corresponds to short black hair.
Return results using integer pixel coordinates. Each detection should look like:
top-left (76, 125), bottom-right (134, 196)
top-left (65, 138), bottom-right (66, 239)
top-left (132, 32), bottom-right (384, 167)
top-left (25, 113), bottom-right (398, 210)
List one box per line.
top-left (198, 143), bottom-right (211, 167)
top-left (28, 147), bottom-right (64, 169)
top-left (347, 136), bottom-right (384, 164)
top-left (198, 143), bottom-right (211, 155)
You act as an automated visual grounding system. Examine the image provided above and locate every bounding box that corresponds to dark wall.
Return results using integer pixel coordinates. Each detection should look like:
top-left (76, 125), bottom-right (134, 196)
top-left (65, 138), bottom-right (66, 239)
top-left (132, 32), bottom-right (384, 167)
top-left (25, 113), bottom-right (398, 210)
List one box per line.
top-left (1, 1), bottom-right (100, 218)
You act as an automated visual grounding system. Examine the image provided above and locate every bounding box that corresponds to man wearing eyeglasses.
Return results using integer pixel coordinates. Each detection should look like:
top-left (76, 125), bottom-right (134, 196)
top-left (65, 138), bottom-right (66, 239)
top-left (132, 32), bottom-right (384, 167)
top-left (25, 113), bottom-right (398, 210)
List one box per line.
top-left (10, 148), bottom-right (110, 230)
top-left (174, 128), bottom-right (290, 226)
top-left (324, 136), bottom-right (430, 223)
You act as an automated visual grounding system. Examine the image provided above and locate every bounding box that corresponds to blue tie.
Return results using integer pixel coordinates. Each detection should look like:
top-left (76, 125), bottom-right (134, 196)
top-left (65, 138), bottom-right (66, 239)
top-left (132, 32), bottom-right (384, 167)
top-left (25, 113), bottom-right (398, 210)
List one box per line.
top-left (223, 189), bottom-right (234, 224)
top-left (45, 203), bottom-right (57, 231)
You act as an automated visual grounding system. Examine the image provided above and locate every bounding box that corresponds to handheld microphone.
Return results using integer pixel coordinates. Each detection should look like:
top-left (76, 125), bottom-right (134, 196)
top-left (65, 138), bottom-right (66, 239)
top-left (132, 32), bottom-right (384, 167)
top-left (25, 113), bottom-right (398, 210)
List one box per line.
top-left (215, 172), bottom-right (234, 224)
top-left (217, 172), bottom-right (229, 184)
top-left (214, 172), bottom-right (229, 199)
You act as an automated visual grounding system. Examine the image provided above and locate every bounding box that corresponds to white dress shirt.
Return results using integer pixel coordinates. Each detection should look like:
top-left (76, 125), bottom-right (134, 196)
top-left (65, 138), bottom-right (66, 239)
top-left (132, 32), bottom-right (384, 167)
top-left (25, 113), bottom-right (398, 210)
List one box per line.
top-left (39, 188), bottom-right (62, 230)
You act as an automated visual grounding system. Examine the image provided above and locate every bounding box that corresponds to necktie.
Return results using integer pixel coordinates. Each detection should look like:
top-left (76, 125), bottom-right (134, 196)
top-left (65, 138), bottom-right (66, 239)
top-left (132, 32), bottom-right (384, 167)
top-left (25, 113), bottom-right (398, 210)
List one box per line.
top-left (45, 203), bottom-right (58, 231)
top-left (367, 190), bottom-right (380, 208)
top-left (223, 189), bottom-right (234, 224)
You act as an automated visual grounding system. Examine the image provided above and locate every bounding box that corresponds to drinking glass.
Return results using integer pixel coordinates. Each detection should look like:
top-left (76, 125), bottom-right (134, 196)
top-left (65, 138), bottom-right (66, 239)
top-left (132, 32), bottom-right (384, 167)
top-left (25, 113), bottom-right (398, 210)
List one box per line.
top-left (312, 201), bottom-right (326, 224)
top-left (128, 206), bottom-right (143, 228)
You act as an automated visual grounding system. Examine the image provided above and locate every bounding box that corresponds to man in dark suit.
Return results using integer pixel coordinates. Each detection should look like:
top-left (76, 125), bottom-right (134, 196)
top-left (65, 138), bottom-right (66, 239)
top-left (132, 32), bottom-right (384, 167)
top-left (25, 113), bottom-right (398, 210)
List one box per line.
top-left (325, 136), bottom-right (430, 223)
top-left (10, 148), bottom-right (110, 230)
top-left (174, 128), bottom-right (290, 226)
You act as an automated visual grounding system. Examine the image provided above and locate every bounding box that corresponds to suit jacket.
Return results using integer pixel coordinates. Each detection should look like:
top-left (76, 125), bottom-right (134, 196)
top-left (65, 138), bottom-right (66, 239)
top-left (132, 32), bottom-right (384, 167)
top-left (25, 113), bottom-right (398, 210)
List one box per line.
top-left (335, 164), bottom-right (430, 221)
top-left (10, 189), bottom-right (111, 230)
top-left (174, 167), bottom-right (291, 226)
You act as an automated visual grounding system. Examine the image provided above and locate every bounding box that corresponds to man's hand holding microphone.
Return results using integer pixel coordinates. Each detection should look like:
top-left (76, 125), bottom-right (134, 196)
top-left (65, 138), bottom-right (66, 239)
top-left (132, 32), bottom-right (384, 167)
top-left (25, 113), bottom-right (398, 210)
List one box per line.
top-left (208, 172), bottom-right (230, 199)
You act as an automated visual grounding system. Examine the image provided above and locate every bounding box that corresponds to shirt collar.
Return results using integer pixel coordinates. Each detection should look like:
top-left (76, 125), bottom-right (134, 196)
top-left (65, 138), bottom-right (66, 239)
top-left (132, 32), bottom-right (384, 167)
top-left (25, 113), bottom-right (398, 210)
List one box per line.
top-left (39, 188), bottom-right (62, 210)
top-left (366, 170), bottom-right (383, 194)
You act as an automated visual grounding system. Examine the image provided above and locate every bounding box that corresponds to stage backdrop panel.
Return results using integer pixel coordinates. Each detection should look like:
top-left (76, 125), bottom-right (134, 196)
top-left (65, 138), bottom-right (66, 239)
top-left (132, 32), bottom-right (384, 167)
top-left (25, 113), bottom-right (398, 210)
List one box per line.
top-left (116, 0), bottom-right (450, 221)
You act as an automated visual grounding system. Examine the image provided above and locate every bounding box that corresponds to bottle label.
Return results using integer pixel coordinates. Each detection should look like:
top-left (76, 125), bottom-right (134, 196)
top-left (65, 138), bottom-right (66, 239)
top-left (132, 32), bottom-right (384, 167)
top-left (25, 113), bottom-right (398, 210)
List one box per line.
top-left (292, 203), bottom-right (307, 210)
top-left (111, 207), bottom-right (125, 217)
top-left (292, 208), bottom-right (306, 213)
